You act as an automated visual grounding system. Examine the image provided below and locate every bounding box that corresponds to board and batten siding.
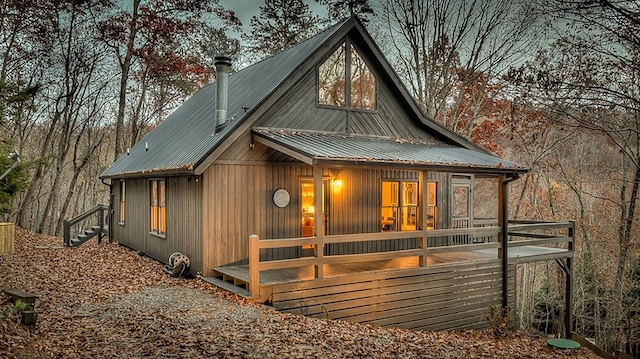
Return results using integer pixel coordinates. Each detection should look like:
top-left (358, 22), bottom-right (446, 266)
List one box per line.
top-left (112, 177), bottom-right (203, 273)
top-left (255, 68), bottom-right (444, 145)
top-left (204, 136), bottom-right (454, 273)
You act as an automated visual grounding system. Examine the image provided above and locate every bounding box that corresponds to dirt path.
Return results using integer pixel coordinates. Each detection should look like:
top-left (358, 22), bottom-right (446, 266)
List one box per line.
top-left (1, 227), bottom-right (597, 358)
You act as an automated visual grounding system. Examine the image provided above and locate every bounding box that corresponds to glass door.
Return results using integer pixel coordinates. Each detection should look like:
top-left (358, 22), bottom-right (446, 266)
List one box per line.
top-left (381, 180), bottom-right (419, 231)
top-left (300, 178), bottom-right (328, 238)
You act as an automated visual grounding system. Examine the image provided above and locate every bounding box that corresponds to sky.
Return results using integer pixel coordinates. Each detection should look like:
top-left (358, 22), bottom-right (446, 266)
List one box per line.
top-left (219, 0), bottom-right (328, 35)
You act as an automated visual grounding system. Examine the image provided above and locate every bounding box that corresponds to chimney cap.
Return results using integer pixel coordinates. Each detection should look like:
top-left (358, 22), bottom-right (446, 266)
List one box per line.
top-left (214, 56), bottom-right (232, 66)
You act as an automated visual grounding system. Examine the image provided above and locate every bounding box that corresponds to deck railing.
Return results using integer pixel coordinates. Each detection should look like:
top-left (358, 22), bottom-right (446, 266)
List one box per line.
top-left (248, 225), bottom-right (502, 298)
top-left (507, 220), bottom-right (575, 260)
top-left (246, 220), bottom-right (576, 298)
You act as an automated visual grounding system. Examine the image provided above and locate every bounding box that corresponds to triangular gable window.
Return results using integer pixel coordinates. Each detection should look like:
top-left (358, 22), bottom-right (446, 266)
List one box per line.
top-left (318, 42), bottom-right (376, 110)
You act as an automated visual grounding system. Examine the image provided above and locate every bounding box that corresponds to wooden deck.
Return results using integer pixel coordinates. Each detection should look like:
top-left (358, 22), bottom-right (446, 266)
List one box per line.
top-left (206, 245), bottom-right (570, 288)
top-left (202, 221), bottom-right (574, 333)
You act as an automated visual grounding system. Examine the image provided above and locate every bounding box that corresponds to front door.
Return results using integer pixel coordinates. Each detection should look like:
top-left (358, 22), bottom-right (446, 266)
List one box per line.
top-left (300, 178), bottom-right (328, 255)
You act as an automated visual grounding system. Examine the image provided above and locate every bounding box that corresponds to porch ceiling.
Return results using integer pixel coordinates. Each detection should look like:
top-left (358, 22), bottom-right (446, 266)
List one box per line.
top-left (252, 128), bottom-right (528, 175)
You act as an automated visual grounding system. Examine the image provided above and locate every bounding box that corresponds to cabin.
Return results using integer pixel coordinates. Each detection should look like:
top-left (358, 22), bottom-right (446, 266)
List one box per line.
top-left (100, 17), bottom-right (574, 334)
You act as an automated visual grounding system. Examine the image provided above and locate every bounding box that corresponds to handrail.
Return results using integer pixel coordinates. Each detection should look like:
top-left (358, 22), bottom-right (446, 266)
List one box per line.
top-left (63, 204), bottom-right (110, 247)
top-left (247, 225), bottom-right (501, 297)
top-left (246, 220), bottom-right (576, 298)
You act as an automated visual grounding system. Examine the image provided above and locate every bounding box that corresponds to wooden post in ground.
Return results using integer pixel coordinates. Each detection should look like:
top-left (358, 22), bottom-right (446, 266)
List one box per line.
top-left (565, 221), bottom-right (574, 339)
top-left (498, 175), bottom-right (509, 308)
top-left (248, 234), bottom-right (260, 298)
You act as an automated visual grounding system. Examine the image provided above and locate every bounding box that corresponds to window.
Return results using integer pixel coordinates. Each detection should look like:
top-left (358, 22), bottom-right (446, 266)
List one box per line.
top-left (426, 182), bottom-right (437, 229)
top-left (119, 180), bottom-right (126, 225)
top-left (318, 42), bottom-right (376, 110)
top-left (381, 180), bottom-right (418, 231)
top-left (150, 179), bottom-right (166, 236)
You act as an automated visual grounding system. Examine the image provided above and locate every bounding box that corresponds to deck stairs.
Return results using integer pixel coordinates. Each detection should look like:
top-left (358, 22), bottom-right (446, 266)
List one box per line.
top-left (63, 205), bottom-right (110, 247)
top-left (203, 268), bottom-right (252, 299)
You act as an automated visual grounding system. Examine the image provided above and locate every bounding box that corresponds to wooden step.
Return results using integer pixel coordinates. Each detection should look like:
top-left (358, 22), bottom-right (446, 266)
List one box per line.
top-left (201, 276), bottom-right (251, 298)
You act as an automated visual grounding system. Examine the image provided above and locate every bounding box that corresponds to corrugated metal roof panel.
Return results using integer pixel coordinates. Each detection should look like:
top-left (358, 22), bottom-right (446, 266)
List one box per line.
top-left (253, 129), bottom-right (527, 173)
top-left (101, 19), bottom-right (349, 178)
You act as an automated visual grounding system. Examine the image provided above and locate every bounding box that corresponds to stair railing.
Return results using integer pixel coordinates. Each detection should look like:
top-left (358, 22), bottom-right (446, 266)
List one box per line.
top-left (63, 204), bottom-right (110, 247)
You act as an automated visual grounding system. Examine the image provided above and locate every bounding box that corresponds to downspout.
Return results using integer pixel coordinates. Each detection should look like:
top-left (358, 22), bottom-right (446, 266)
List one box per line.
top-left (101, 178), bottom-right (113, 243)
top-left (500, 173), bottom-right (521, 309)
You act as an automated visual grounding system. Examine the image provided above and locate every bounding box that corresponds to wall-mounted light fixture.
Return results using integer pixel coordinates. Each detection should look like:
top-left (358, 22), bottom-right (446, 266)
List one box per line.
top-left (333, 177), bottom-right (343, 187)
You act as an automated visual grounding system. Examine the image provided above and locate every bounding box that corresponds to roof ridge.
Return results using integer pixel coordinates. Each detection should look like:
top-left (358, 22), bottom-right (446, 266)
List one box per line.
top-left (230, 17), bottom-right (352, 75)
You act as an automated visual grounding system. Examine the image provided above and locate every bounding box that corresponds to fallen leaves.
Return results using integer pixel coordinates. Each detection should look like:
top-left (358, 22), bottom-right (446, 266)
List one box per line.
top-left (0, 227), bottom-right (599, 358)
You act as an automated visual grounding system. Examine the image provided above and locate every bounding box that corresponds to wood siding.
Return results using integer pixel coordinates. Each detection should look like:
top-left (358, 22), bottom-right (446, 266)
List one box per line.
top-left (112, 177), bottom-right (203, 273)
top-left (271, 260), bottom-right (515, 332)
top-left (203, 138), bottom-right (456, 274)
top-left (255, 68), bottom-right (442, 143)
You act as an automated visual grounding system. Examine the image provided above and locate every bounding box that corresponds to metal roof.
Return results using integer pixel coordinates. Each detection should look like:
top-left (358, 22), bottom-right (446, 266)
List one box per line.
top-left (101, 16), bottom-right (527, 179)
top-left (252, 129), bottom-right (527, 174)
top-left (100, 19), bottom-right (350, 178)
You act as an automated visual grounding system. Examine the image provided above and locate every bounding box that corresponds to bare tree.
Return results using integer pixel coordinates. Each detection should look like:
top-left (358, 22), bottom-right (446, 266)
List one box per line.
top-left (376, 0), bottom-right (538, 137)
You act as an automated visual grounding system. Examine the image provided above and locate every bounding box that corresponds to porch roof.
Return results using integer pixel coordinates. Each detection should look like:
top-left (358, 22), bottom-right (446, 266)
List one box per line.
top-left (252, 128), bottom-right (528, 175)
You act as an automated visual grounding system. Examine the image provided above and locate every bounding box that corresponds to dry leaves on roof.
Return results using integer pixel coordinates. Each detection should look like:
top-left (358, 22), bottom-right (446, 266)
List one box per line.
top-left (1, 227), bottom-right (598, 358)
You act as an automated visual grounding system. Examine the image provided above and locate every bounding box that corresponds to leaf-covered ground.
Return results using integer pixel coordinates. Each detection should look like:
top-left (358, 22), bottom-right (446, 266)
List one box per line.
top-left (0, 227), bottom-right (598, 358)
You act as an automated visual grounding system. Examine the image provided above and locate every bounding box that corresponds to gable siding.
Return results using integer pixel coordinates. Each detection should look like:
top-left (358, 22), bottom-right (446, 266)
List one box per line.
top-left (255, 55), bottom-right (441, 144)
top-left (112, 177), bottom-right (203, 273)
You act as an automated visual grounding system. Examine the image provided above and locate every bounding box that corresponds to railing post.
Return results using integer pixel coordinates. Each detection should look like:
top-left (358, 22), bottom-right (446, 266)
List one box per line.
top-left (248, 234), bottom-right (260, 298)
top-left (63, 220), bottom-right (71, 247)
top-left (419, 170), bottom-right (428, 266)
top-left (313, 165), bottom-right (324, 279)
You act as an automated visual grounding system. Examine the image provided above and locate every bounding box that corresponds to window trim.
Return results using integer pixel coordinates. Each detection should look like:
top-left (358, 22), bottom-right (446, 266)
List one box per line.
top-left (316, 38), bottom-right (378, 112)
top-left (381, 179), bottom-right (420, 232)
top-left (119, 180), bottom-right (126, 226)
top-left (149, 178), bottom-right (167, 238)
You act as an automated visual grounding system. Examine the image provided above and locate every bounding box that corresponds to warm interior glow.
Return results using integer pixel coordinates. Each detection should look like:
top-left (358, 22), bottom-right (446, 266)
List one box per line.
top-left (333, 177), bottom-right (343, 187)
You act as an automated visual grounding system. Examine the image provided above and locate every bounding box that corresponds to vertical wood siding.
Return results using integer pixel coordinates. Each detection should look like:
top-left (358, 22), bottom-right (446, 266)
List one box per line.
top-left (255, 64), bottom-right (443, 144)
top-left (112, 177), bottom-right (203, 273)
top-left (203, 137), bottom-right (456, 274)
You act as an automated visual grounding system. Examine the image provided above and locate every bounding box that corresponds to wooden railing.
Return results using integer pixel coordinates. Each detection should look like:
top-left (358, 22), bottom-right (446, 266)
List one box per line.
top-left (63, 204), bottom-right (110, 247)
top-left (247, 226), bottom-right (502, 298)
top-left (507, 220), bottom-right (575, 257)
top-left (246, 220), bottom-right (576, 298)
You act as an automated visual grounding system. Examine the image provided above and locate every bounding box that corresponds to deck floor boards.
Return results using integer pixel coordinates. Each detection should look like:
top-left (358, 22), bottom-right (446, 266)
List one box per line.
top-left (211, 245), bottom-right (570, 287)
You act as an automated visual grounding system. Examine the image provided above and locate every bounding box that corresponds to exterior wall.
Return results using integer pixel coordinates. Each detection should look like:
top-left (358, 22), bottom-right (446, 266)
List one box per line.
top-left (271, 260), bottom-right (515, 332)
top-left (112, 176), bottom-right (203, 273)
top-left (256, 70), bottom-right (443, 143)
top-left (203, 136), bottom-right (456, 273)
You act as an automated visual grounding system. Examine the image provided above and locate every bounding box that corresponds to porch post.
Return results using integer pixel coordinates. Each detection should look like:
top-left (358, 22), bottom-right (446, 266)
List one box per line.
top-left (419, 171), bottom-right (428, 267)
top-left (313, 165), bottom-right (324, 279)
top-left (565, 221), bottom-right (575, 339)
top-left (248, 234), bottom-right (260, 298)
top-left (498, 175), bottom-right (509, 308)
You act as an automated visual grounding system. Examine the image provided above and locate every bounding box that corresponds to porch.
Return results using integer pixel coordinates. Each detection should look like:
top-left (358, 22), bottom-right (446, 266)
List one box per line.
top-left (205, 221), bottom-right (574, 329)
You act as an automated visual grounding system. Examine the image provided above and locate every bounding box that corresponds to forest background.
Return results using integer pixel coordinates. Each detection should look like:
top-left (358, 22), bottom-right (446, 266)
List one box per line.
top-left (1, 0), bottom-right (639, 356)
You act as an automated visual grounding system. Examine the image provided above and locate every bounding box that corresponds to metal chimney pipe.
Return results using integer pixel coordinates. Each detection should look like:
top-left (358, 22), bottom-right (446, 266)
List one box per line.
top-left (214, 56), bottom-right (232, 131)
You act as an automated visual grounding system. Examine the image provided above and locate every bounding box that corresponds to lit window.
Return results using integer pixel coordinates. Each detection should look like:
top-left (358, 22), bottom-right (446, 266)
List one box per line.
top-left (381, 180), bottom-right (419, 231)
top-left (427, 182), bottom-right (437, 229)
top-left (150, 179), bottom-right (166, 235)
top-left (318, 42), bottom-right (376, 110)
top-left (119, 180), bottom-right (126, 224)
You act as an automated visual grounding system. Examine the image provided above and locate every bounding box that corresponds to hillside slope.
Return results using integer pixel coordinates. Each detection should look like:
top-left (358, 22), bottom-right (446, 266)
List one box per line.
top-left (0, 227), bottom-right (596, 358)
